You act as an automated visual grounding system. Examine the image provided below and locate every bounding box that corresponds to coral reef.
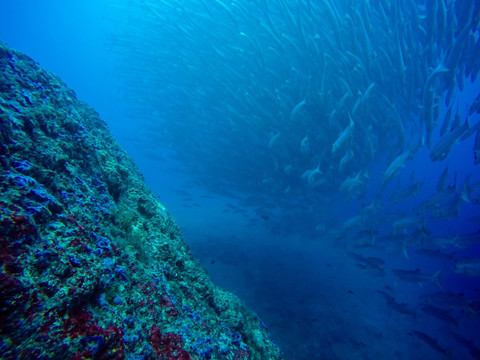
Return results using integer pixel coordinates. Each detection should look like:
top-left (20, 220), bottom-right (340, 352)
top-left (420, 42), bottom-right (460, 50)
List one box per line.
top-left (0, 42), bottom-right (283, 360)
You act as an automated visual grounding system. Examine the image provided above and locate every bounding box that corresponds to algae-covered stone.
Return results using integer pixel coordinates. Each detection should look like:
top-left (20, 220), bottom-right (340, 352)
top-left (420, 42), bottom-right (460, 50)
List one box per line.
top-left (0, 41), bottom-right (283, 360)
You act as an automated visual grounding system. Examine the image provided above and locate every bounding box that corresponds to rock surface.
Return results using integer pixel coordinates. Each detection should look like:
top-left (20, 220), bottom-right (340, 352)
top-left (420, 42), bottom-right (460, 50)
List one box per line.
top-left (0, 41), bottom-right (283, 360)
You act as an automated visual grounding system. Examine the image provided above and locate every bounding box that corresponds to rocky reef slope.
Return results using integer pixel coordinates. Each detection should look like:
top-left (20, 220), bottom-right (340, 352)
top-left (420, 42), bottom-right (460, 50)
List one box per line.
top-left (0, 42), bottom-right (283, 360)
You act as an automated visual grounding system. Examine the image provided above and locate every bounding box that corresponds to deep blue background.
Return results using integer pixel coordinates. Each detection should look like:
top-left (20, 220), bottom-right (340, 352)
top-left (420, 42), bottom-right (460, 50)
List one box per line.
top-left (1, 1), bottom-right (480, 359)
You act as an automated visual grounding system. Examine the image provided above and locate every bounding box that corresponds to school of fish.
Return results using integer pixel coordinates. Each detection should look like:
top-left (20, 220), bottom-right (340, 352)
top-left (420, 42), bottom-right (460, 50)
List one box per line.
top-left (105, 0), bottom-right (480, 358)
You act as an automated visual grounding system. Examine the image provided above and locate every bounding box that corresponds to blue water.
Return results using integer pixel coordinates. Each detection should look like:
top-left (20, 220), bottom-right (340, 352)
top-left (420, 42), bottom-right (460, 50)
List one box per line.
top-left (1, 1), bottom-right (480, 359)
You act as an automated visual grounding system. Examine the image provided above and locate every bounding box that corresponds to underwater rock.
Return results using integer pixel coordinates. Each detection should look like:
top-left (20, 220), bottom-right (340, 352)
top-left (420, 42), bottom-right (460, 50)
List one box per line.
top-left (0, 41), bottom-right (283, 360)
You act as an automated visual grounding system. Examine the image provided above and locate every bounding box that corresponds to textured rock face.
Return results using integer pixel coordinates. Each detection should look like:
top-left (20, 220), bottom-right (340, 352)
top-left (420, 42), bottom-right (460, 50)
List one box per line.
top-left (0, 42), bottom-right (283, 360)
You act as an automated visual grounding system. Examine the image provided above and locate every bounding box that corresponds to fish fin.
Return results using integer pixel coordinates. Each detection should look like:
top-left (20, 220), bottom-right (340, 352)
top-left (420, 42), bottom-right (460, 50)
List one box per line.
top-left (432, 268), bottom-right (445, 291)
top-left (460, 173), bottom-right (472, 203)
top-left (401, 240), bottom-right (409, 259)
top-left (466, 304), bottom-right (477, 317)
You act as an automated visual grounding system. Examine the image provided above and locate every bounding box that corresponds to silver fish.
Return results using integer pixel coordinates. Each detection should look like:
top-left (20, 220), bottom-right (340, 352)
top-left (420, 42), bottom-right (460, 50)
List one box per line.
top-left (332, 115), bottom-right (354, 154)
top-left (430, 118), bottom-right (469, 162)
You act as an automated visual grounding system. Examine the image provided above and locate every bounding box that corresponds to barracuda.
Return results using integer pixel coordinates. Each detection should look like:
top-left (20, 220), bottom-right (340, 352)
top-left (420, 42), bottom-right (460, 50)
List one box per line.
top-left (332, 115), bottom-right (354, 154)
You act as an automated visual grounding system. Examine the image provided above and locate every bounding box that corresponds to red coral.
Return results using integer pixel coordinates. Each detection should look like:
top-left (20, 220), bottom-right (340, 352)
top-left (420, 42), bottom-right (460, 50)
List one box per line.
top-left (160, 294), bottom-right (174, 308)
top-left (62, 310), bottom-right (94, 339)
top-left (11, 214), bottom-right (36, 237)
top-left (180, 285), bottom-right (195, 301)
top-left (149, 326), bottom-right (190, 360)
top-left (111, 244), bottom-right (120, 255)
top-left (69, 238), bottom-right (81, 247)
top-left (166, 308), bottom-right (179, 318)
top-left (106, 325), bottom-right (125, 359)
top-left (0, 212), bottom-right (37, 243)
top-left (234, 349), bottom-right (251, 360)
top-left (0, 237), bottom-right (15, 268)
top-left (141, 282), bottom-right (158, 296)
top-left (60, 310), bottom-right (125, 359)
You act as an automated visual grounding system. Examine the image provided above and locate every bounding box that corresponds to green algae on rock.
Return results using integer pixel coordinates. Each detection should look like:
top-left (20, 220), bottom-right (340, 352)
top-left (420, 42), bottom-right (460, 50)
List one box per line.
top-left (0, 41), bottom-right (284, 360)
